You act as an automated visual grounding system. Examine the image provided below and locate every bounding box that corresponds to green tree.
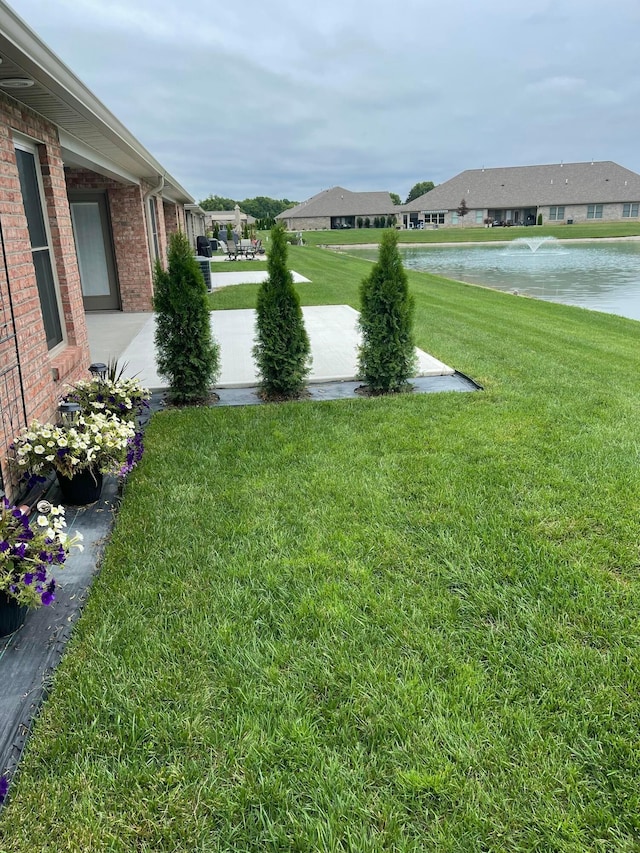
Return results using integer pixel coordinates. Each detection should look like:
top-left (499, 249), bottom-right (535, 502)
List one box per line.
top-left (253, 225), bottom-right (311, 399)
top-left (199, 194), bottom-right (236, 211)
top-left (240, 197), bottom-right (298, 220)
top-left (357, 216), bottom-right (363, 229)
top-left (153, 230), bottom-right (220, 404)
top-left (386, 214), bottom-right (396, 228)
top-left (357, 230), bottom-right (416, 394)
top-left (405, 181), bottom-right (435, 203)
top-left (390, 192), bottom-right (401, 205)
top-left (364, 217), bottom-right (370, 228)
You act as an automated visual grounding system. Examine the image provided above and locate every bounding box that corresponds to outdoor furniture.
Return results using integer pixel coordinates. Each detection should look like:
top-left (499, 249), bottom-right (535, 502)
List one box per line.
top-left (219, 240), bottom-right (238, 260)
top-left (238, 239), bottom-right (256, 257)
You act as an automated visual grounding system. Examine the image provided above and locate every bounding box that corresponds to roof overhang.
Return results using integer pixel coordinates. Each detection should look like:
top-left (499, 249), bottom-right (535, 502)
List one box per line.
top-left (0, 2), bottom-right (194, 204)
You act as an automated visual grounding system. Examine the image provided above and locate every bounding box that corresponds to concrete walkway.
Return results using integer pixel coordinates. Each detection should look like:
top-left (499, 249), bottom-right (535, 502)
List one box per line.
top-left (88, 304), bottom-right (454, 390)
top-left (210, 270), bottom-right (310, 290)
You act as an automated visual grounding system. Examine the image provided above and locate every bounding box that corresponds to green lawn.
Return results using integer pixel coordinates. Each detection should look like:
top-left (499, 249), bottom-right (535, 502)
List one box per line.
top-left (2, 249), bottom-right (640, 851)
top-left (295, 220), bottom-right (640, 246)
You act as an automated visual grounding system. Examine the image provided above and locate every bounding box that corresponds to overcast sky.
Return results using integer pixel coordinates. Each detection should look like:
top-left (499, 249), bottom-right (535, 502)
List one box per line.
top-left (8, 0), bottom-right (640, 204)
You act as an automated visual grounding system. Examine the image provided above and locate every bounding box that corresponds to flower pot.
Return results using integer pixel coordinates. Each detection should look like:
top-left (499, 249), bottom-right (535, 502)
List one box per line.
top-left (0, 592), bottom-right (28, 637)
top-left (56, 467), bottom-right (103, 505)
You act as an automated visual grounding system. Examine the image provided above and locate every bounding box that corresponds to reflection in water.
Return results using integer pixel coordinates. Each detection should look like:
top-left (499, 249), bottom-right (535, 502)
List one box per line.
top-left (353, 241), bottom-right (640, 322)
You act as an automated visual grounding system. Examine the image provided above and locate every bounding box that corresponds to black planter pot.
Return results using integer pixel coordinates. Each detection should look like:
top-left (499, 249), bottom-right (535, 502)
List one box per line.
top-left (0, 592), bottom-right (28, 637)
top-left (56, 467), bottom-right (104, 505)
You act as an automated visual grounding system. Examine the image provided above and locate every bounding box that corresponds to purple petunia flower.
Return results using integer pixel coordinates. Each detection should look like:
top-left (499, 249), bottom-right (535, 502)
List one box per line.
top-left (41, 580), bottom-right (55, 606)
top-left (36, 568), bottom-right (47, 583)
top-left (0, 775), bottom-right (8, 803)
top-left (0, 540), bottom-right (9, 553)
top-left (23, 573), bottom-right (33, 585)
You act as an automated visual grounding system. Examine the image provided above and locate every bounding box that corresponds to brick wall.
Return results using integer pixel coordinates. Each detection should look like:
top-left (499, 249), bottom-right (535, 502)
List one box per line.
top-left (65, 169), bottom-right (157, 312)
top-left (0, 92), bottom-right (91, 498)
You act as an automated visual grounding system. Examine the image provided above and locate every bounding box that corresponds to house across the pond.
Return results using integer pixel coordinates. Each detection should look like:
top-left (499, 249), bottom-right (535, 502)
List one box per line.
top-left (276, 187), bottom-right (398, 231)
top-left (400, 162), bottom-right (640, 229)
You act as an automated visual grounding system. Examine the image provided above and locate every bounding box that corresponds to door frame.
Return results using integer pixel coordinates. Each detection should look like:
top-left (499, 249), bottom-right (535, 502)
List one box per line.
top-left (68, 191), bottom-right (121, 311)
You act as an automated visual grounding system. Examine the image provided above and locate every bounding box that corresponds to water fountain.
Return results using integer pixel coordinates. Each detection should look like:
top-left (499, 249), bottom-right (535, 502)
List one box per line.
top-left (354, 239), bottom-right (640, 320)
top-left (508, 236), bottom-right (562, 252)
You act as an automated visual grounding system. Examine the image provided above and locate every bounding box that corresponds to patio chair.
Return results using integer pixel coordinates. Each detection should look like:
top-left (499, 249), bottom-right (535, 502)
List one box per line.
top-left (219, 240), bottom-right (237, 260)
top-left (239, 239), bottom-right (256, 257)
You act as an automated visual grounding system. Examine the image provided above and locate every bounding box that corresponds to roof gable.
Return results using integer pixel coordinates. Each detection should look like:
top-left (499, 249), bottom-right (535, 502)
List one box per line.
top-left (277, 186), bottom-right (395, 218)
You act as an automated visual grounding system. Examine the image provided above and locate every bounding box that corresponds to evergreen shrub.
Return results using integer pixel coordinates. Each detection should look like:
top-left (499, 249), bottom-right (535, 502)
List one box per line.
top-left (253, 225), bottom-right (311, 399)
top-left (357, 229), bottom-right (417, 394)
top-left (153, 230), bottom-right (220, 404)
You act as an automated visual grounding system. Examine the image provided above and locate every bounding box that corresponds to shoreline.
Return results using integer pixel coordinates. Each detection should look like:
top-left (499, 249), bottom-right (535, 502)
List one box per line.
top-left (324, 235), bottom-right (640, 250)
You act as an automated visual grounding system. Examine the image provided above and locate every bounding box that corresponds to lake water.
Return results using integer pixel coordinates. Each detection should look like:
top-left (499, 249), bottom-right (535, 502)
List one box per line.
top-left (352, 239), bottom-right (640, 322)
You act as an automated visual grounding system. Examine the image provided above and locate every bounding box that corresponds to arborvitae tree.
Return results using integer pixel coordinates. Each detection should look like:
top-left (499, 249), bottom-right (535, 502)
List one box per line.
top-left (357, 217), bottom-right (363, 229)
top-left (386, 214), bottom-right (395, 228)
top-left (358, 229), bottom-right (416, 394)
top-left (364, 217), bottom-right (370, 228)
top-left (153, 230), bottom-right (220, 404)
top-left (253, 224), bottom-right (311, 399)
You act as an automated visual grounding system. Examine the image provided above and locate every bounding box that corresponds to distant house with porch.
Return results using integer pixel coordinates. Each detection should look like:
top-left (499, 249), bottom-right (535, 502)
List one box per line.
top-left (276, 187), bottom-right (398, 231)
top-left (0, 1), bottom-right (201, 498)
top-left (204, 210), bottom-right (256, 232)
top-left (401, 162), bottom-right (640, 228)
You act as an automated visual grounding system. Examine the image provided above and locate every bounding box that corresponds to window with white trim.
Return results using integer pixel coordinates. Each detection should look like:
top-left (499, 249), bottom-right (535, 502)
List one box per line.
top-left (475, 210), bottom-right (484, 224)
top-left (148, 197), bottom-right (160, 261)
top-left (587, 204), bottom-right (603, 219)
top-left (622, 203), bottom-right (639, 217)
top-left (549, 206), bottom-right (565, 220)
top-left (423, 213), bottom-right (445, 224)
top-left (451, 211), bottom-right (458, 224)
top-left (14, 139), bottom-right (64, 350)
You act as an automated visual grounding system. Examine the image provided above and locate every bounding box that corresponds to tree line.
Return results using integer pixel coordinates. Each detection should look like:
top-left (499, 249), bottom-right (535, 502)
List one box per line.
top-left (199, 195), bottom-right (297, 221)
top-left (199, 181), bottom-right (436, 222)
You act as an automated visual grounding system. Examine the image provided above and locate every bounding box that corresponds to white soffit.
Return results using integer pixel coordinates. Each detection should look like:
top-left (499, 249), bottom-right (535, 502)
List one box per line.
top-left (0, 1), bottom-right (193, 203)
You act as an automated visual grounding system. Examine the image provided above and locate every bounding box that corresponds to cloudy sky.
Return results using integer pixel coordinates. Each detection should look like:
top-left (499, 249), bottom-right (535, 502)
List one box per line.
top-left (8, 0), bottom-right (640, 204)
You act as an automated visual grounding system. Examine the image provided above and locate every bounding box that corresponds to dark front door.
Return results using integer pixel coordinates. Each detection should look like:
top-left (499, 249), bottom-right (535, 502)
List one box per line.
top-left (69, 192), bottom-right (120, 311)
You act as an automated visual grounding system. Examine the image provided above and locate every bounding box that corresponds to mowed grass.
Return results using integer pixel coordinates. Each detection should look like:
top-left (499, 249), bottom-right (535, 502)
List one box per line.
top-left (298, 220), bottom-right (640, 246)
top-left (3, 248), bottom-right (640, 850)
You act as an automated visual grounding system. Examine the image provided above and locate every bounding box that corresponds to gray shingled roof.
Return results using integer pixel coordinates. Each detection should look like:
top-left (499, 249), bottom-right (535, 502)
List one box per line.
top-left (277, 186), bottom-right (395, 219)
top-left (403, 162), bottom-right (640, 211)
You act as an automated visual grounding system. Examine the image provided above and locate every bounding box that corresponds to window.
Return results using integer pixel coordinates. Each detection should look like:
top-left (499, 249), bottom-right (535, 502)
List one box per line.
top-left (423, 213), bottom-right (445, 224)
top-left (475, 210), bottom-right (484, 224)
top-left (451, 211), bottom-right (458, 224)
top-left (622, 203), bottom-right (639, 217)
top-left (148, 197), bottom-right (160, 260)
top-left (14, 141), bottom-right (63, 350)
top-left (587, 204), bottom-right (603, 219)
top-left (549, 206), bottom-right (565, 221)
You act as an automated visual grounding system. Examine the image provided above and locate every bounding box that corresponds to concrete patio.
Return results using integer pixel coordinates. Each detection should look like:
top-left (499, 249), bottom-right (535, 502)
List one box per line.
top-left (85, 304), bottom-right (455, 390)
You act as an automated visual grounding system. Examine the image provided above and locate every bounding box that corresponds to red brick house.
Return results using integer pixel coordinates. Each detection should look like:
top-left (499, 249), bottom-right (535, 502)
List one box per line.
top-left (0, 3), bottom-right (199, 498)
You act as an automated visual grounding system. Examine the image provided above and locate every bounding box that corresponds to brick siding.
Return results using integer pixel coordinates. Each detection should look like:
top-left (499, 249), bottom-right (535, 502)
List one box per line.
top-left (0, 92), bottom-right (91, 498)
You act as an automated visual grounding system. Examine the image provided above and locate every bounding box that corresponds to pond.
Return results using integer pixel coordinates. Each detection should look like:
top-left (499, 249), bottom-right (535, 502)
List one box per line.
top-left (352, 238), bottom-right (640, 322)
